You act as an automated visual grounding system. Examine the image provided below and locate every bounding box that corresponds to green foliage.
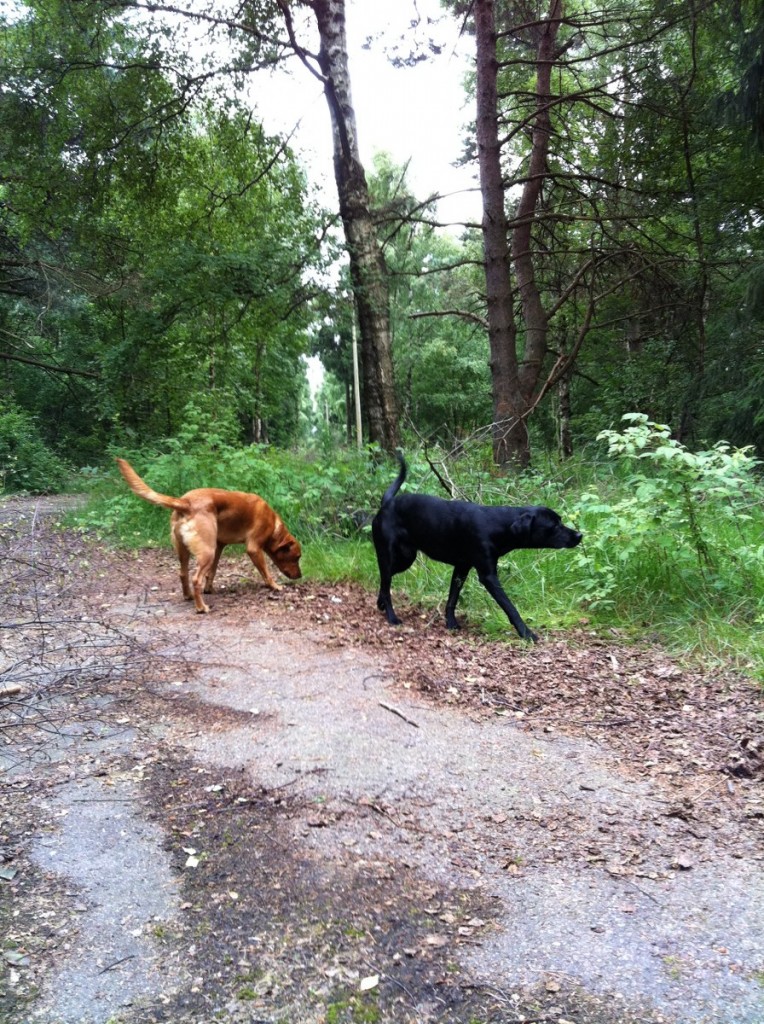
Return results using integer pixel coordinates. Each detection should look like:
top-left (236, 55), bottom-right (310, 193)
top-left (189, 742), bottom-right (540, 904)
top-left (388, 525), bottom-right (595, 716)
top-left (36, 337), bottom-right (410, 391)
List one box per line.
top-left (326, 996), bottom-right (381, 1024)
top-left (173, 393), bottom-right (243, 451)
top-left (4, 1), bottom-right (764, 472)
top-left (1, 3), bottom-right (329, 462)
top-left (73, 429), bottom-right (764, 674)
top-left (408, 337), bottom-right (491, 438)
top-left (569, 415), bottom-right (764, 635)
top-left (0, 401), bottom-right (71, 493)
top-left (79, 443), bottom-right (389, 548)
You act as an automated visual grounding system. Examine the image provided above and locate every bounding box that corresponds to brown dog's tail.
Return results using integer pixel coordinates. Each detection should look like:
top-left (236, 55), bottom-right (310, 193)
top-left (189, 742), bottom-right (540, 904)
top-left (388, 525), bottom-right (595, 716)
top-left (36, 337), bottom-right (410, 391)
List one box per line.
top-left (380, 450), bottom-right (407, 508)
top-left (116, 458), bottom-right (189, 512)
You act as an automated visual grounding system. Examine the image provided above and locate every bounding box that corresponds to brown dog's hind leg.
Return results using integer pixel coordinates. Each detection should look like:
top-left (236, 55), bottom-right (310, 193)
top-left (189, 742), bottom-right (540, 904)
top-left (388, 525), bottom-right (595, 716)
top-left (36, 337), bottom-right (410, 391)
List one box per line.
top-left (204, 543), bottom-right (225, 594)
top-left (191, 560), bottom-right (214, 613)
top-left (175, 515), bottom-right (217, 613)
top-left (171, 528), bottom-right (193, 602)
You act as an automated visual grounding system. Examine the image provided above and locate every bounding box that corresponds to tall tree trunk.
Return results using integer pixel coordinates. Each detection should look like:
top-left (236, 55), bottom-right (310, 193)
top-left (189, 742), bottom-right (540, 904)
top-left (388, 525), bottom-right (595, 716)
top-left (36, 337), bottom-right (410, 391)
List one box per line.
top-left (557, 336), bottom-right (573, 458)
top-left (474, 0), bottom-right (525, 467)
top-left (474, 0), bottom-right (563, 468)
top-left (676, 6), bottom-right (707, 445)
top-left (513, 0), bottom-right (562, 399)
top-left (306, 0), bottom-right (398, 451)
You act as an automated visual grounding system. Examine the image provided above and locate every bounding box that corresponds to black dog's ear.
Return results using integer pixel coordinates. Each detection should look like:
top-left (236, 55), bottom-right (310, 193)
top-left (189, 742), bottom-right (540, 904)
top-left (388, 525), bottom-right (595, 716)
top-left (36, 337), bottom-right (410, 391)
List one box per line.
top-left (511, 510), bottom-right (535, 535)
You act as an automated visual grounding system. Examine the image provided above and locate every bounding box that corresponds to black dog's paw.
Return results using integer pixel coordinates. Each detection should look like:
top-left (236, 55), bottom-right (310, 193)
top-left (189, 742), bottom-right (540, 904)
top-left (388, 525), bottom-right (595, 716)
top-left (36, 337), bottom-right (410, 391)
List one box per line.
top-left (378, 596), bottom-right (402, 625)
top-left (445, 617), bottom-right (461, 630)
top-left (524, 629), bottom-right (539, 643)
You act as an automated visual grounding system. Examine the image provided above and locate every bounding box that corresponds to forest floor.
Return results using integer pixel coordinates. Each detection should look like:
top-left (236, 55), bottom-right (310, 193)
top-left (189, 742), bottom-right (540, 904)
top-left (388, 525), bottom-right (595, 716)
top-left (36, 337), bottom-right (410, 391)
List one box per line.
top-left (1, 496), bottom-right (764, 1024)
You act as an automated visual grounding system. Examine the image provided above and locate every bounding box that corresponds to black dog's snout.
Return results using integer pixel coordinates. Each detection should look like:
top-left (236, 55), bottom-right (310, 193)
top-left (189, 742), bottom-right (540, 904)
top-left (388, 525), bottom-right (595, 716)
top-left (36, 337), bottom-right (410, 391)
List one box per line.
top-left (563, 527), bottom-right (583, 548)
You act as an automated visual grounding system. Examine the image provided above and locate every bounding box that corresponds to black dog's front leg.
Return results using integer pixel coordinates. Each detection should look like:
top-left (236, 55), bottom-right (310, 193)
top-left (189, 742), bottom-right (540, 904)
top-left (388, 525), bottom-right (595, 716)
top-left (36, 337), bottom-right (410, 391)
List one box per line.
top-left (478, 568), bottom-right (539, 642)
top-left (445, 565), bottom-right (471, 629)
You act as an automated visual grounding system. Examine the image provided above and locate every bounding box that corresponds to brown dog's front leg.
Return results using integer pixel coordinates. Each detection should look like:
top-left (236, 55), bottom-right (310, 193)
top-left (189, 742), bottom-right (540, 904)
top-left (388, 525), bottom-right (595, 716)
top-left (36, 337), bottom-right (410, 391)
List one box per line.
top-left (247, 546), bottom-right (281, 590)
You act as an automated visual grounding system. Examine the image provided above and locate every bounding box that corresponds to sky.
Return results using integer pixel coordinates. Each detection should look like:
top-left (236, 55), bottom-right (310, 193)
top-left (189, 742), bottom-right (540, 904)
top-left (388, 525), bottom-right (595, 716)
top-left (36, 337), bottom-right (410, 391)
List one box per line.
top-left (2, 0), bottom-right (479, 223)
top-left (251, 1), bottom-right (481, 396)
top-left (255, 0), bottom-right (481, 228)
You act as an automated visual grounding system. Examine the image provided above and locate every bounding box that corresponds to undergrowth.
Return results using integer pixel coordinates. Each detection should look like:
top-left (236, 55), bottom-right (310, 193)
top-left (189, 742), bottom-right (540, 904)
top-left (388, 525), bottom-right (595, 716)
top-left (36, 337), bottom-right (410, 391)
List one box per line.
top-left (65, 416), bottom-right (764, 679)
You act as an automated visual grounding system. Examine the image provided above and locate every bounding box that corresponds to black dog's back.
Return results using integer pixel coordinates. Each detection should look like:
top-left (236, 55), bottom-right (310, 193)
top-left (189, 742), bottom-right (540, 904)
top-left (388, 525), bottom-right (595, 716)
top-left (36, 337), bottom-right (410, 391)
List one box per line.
top-left (371, 452), bottom-right (582, 640)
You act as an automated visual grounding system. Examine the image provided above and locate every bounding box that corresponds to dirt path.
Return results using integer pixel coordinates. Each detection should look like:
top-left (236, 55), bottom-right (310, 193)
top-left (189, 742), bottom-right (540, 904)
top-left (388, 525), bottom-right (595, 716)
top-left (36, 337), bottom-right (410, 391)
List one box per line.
top-left (2, 499), bottom-right (763, 1024)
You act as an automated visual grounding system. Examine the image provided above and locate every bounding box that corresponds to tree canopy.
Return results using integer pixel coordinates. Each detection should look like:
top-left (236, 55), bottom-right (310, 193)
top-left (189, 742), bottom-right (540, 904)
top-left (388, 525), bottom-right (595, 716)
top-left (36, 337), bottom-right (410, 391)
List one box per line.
top-left (1, 0), bottom-right (763, 485)
top-left (1, 0), bottom-right (329, 473)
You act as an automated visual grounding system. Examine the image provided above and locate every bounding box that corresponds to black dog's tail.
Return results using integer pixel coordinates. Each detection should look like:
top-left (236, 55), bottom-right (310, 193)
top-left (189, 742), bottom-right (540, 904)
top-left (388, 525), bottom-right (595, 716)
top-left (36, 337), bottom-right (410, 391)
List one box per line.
top-left (380, 450), bottom-right (406, 508)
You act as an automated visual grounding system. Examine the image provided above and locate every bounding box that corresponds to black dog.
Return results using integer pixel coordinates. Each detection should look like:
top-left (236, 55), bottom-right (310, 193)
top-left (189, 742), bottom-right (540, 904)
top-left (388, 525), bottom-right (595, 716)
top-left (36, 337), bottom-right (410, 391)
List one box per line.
top-left (371, 453), bottom-right (582, 642)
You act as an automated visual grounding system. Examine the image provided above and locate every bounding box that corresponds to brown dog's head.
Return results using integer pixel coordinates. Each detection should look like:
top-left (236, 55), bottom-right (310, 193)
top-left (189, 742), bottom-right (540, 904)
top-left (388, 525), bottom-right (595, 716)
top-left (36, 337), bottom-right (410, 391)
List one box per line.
top-left (268, 526), bottom-right (302, 580)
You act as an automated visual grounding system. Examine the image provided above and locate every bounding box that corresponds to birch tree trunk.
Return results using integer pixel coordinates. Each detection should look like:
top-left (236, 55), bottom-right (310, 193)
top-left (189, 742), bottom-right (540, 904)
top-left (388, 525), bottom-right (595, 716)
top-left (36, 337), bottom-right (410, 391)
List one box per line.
top-left (307, 0), bottom-right (398, 451)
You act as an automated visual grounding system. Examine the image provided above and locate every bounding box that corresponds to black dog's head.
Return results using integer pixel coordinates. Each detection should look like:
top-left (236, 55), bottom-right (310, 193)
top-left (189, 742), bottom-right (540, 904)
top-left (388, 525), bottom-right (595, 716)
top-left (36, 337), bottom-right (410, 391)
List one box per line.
top-left (512, 506), bottom-right (582, 549)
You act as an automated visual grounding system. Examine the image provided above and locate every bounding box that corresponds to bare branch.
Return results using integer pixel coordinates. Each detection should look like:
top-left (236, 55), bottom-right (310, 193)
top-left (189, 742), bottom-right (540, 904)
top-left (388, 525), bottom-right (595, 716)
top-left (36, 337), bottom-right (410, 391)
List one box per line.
top-left (408, 308), bottom-right (488, 330)
top-left (0, 350), bottom-right (99, 378)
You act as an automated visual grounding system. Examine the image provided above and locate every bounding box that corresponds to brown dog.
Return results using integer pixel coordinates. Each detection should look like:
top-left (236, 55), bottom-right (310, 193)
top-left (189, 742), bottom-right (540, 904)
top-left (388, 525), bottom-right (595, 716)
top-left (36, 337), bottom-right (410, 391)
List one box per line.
top-left (116, 458), bottom-right (302, 613)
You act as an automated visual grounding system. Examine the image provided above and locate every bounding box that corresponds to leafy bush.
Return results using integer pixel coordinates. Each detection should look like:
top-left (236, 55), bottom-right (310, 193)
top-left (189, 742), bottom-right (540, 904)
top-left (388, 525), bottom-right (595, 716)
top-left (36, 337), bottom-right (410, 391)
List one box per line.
top-left (0, 401), bottom-right (72, 493)
top-left (569, 414), bottom-right (764, 626)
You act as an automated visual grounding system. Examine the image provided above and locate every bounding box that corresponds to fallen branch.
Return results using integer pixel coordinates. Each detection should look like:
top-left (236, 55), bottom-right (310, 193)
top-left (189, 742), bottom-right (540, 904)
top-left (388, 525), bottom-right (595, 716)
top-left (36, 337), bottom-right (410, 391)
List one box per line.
top-left (379, 700), bottom-right (419, 728)
top-left (98, 954), bottom-right (136, 975)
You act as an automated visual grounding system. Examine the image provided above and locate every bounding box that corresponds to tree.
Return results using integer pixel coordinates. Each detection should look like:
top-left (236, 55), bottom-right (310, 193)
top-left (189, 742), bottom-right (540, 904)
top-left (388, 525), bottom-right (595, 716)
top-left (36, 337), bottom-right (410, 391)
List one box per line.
top-left (472, 0), bottom-right (564, 467)
top-left (277, 0), bottom-right (399, 451)
top-left (0, 1), bottom-right (327, 458)
top-left (453, 0), bottom-right (764, 465)
top-left (125, 0), bottom-right (402, 451)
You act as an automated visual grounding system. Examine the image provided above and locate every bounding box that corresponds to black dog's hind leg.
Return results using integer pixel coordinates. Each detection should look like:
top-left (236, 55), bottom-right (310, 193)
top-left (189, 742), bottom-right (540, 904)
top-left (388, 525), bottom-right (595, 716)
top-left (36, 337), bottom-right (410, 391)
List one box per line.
top-left (375, 536), bottom-right (417, 626)
top-left (477, 566), bottom-right (539, 642)
top-left (376, 572), bottom-right (402, 625)
top-left (445, 565), bottom-right (471, 629)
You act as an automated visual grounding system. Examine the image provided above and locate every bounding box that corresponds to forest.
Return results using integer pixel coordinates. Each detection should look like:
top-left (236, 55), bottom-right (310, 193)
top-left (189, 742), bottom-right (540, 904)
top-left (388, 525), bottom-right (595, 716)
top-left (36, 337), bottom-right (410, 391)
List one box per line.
top-left (1, 0), bottom-right (763, 669)
top-left (5, 9), bottom-right (764, 1021)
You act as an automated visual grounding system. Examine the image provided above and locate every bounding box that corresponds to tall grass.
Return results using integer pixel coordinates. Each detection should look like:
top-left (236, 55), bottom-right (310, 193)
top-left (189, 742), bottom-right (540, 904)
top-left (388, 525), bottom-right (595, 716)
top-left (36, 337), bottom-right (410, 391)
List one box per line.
top-left (71, 421), bottom-right (764, 679)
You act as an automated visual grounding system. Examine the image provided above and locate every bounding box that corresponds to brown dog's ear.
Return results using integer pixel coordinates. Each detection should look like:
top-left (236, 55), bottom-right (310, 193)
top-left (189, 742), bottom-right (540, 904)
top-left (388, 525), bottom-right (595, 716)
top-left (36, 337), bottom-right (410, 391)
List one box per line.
top-left (273, 539), bottom-right (301, 558)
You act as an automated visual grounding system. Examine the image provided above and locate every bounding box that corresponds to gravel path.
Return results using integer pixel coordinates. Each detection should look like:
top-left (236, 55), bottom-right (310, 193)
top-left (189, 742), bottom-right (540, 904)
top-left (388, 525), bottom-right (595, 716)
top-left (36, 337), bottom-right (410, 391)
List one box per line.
top-left (2, 497), bottom-right (763, 1024)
